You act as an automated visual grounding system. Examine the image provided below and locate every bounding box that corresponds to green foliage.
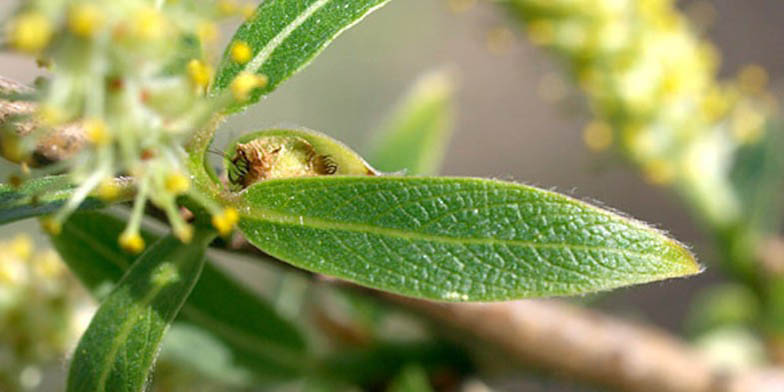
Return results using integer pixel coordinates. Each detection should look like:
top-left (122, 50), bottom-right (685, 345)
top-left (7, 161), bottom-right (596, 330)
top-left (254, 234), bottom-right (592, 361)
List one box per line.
top-left (0, 175), bottom-right (119, 224)
top-left (51, 211), bottom-right (310, 383)
top-left (67, 229), bottom-right (214, 392)
top-left (370, 70), bottom-right (456, 176)
top-left (213, 0), bottom-right (391, 112)
top-left (236, 176), bottom-right (700, 301)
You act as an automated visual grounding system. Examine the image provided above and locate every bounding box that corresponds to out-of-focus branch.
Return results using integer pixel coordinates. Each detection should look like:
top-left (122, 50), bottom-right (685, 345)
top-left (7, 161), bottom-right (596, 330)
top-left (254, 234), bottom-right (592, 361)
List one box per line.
top-left (223, 237), bottom-right (784, 392)
top-left (393, 297), bottom-right (784, 392)
top-left (0, 76), bottom-right (84, 166)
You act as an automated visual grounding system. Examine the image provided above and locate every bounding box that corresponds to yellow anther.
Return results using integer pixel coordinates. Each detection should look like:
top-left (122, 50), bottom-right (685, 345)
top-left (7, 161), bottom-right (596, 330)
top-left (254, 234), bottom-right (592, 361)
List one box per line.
top-left (582, 121), bottom-right (613, 152)
top-left (132, 7), bottom-right (166, 40)
top-left (40, 217), bottom-right (62, 236)
top-left (37, 105), bottom-right (65, 126)
top-left (212, 208), bottom-right (239, 236)
top-left (85, 118), bottom-right (110, 146)
top-left (174, 224), bottom-right (194, 243)
top-left (241, 4), bottom-right (256, 19)
top-left (527, 20), bottom-right (554, 46)
top-left (187, 59), bottom-right (212, 91)
top-left (164, 172), bottom-right (190, 195)
top-left (230, 41), bottom-right (252, 64)
top-left (230, 72), bottom-right (268, 101)
top-left (9, 12), bottom-right (52, 53)
top-left (738, 64), bottom-right (769, 96)
top-left (96, 179), bottom-right (120, 201)
top-left (68, 4), bottom-right (104, 38)
top-left (643, 160), bottom-right (676, 186)
top-left (9, 235), bottom-right (33, 260)
top-left (218, 0), bottom-right (239, 15)
top-left (119, 232), bottom-right (145, 254)
top-left (196, 22), bottom-right (218, 44)
top-left (33, 250), bottom-right (64, 279)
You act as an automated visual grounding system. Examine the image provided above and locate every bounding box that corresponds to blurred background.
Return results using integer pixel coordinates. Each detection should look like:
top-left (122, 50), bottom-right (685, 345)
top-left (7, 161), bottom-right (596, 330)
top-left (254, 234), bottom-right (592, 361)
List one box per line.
top-left (1, 0), bottom-right (783, 390)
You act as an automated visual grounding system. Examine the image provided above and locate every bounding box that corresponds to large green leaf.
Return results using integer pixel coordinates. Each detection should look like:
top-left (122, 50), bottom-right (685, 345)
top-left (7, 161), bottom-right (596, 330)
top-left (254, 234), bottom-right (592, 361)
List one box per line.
top-left (236, 176), bottom-right (700, 301)
top-left (67, 229), bottom-right (214, 392)
top-left (370, 70), bottom-right (456, 175)
top-left (212, 0), bottom-right (391, 112)
top-left (52, 211), bottom-right (309, 383)
top-left (0, 175), bottom-right (128, 224)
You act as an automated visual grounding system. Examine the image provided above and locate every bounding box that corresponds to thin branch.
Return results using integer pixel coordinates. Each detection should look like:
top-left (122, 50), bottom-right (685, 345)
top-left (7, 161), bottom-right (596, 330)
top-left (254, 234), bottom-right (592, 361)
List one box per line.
top-left (392, 297), bottom-right (784, 392)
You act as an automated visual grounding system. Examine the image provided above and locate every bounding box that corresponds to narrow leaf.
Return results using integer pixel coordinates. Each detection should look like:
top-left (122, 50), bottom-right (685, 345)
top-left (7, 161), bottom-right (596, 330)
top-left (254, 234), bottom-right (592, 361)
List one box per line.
top-left (52, 211), bottom-right (309, 382)
top-left (0, 175), bottom-right (129, 224)
top-left (237, 176), bottom-right (701, 301)
top-left (67, 229), bottom-right (214, 392)
top-left (213, 0), bottom-right (391, 112)
top-left (370, 70), bottom-right (456, 175)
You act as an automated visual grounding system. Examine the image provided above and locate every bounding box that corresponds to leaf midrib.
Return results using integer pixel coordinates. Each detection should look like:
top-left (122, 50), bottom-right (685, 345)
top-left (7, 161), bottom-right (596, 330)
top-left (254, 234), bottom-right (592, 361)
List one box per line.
top-left (243, 0), bottom-right (332, 75)
top-left (238, 206), bottom-right (684, 266)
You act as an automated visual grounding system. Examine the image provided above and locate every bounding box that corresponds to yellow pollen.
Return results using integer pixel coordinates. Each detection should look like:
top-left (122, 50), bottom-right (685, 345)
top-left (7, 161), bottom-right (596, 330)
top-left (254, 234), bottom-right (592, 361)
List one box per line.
top-left (230, 41), bottom-right (252, 64)
top-left (40, 217), bottom-right (62, 236)
top-left (230, 72), bottom-right (268, 101)
top-left (212, 208), bottom-right (239, 236)
top-left (164, 172), bottom-right (190, 195)
top-left (119, 232), bottom-right (145, 254)
top-left (68, 4), bottom-right (104, 38)
top-left (85, 118), bottom-right (110, 146)
top-left (583, 121), bottom-right (614, 152)
top-left (96, 179), bottom-right (120, 201)
top-left (9, 12), bottom-right (52, 53)
top-left (175, 225), bottom-right (194, 243)
top-left (187, 59), bottom-right (212, 91)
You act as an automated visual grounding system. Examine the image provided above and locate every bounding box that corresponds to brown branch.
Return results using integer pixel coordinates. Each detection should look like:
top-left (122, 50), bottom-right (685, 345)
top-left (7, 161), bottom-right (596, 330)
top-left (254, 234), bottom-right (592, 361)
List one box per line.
top-left (0, 76), bottom-right (85, 166)
top-left (392, 297), bottom-right (784, 392)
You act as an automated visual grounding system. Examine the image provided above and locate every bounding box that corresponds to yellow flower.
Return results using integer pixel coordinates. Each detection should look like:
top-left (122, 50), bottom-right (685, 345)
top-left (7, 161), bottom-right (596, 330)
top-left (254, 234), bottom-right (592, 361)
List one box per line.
top-left (164, 172), bottom-right (190, 195)
top-left (68, 4), bottom-right (104, 38)
top-left (187, 59), bottom-right (213, 91)
top-left (9, 12), bottom-right (52, 53)
top-left (96, 179), bottom-right (121, 201)
top-left (119, 232), bottom-right (145, 254)
top-left (212, 208), bottom-right (239, 236)
top-left (230, 72), bottom-right (268, 101)
top-left (85, 118), bottom-right (111, 146)
top-left (230, 41), bottom-right (253, 64)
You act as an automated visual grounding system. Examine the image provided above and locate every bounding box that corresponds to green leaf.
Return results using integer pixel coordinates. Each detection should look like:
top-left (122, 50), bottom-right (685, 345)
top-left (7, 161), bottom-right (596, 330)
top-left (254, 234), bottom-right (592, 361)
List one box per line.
top-left (387, 365), bottom-right (434, 392)
top-left (212, 0), bottom-right (392, 112)
top-left (67, 228), bottom-right (214, 392)
top-left (52, 211), bottom-right (309, 384)
top-left (370, 70), bottom-right (456, 175)
top-left (0, 175), bottom-right (127, 224)
top-left (237, 176), bottom-right (701, 301)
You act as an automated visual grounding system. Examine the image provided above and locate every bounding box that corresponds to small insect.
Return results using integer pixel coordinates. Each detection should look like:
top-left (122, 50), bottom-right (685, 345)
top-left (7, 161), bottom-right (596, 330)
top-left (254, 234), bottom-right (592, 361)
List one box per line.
top-left (224, 129), bottom-right (380, 192)
top-left (227, 136), bottom-right (339, 191)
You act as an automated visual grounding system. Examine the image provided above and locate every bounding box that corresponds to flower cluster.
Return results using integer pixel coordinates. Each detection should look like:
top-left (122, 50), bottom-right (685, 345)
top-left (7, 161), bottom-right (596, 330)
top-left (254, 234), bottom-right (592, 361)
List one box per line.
top-left (3, 0), bottom-right (256, 252)
top-left (0, 235), bottom-right (94, 391)
top-left (509, 0), bottom-right (776, 226)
